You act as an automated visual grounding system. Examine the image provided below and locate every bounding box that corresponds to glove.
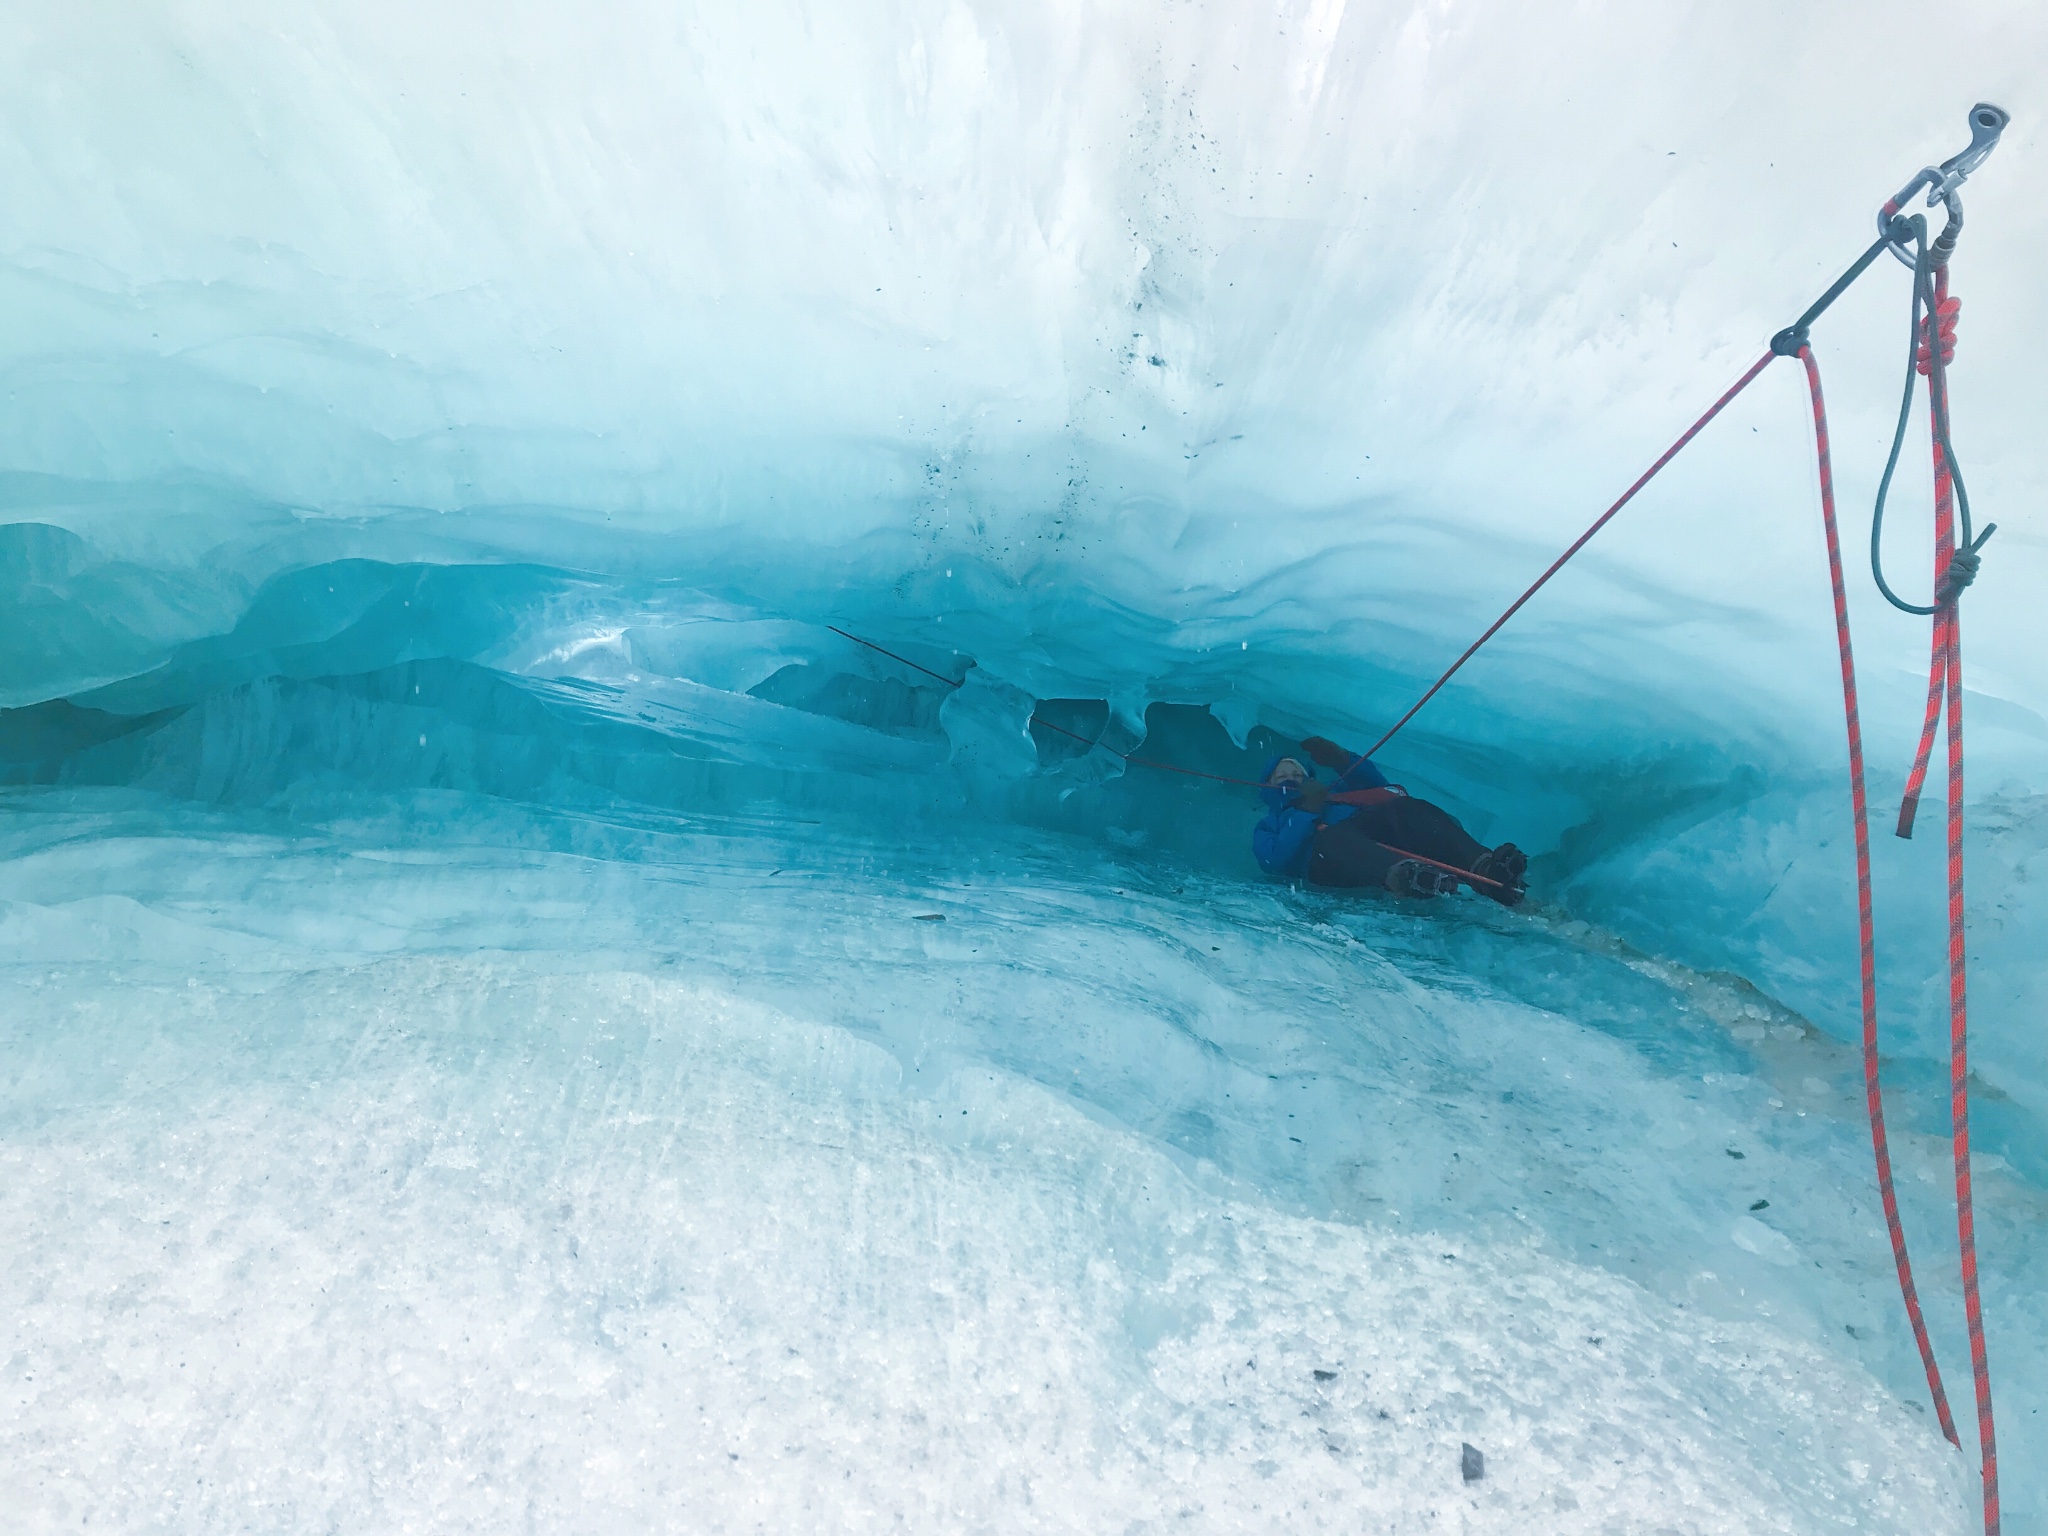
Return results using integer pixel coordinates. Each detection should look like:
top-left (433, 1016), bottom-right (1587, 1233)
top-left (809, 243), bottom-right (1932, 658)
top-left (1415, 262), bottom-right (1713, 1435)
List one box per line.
top-left (1294, 779), bottom-right (1330, 813)
top-left (1298, 736), bottom-right (1354, 771)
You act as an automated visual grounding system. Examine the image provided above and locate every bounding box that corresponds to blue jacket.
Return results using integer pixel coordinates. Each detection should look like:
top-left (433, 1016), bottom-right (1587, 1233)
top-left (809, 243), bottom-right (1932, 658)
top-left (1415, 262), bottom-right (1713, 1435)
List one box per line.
top-left (1252, 751), bottom-right (1390, 877)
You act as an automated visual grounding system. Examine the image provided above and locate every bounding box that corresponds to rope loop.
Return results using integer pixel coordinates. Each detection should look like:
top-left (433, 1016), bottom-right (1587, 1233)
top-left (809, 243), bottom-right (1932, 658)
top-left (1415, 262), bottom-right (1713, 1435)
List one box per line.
top-left (1870, 240), bottom-right (1990, 615)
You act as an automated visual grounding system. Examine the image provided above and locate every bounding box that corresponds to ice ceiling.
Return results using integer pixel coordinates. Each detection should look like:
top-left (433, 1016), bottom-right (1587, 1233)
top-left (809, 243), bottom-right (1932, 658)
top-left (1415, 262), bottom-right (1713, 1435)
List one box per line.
top-left (5, 0), bottom-right (2041, 1131)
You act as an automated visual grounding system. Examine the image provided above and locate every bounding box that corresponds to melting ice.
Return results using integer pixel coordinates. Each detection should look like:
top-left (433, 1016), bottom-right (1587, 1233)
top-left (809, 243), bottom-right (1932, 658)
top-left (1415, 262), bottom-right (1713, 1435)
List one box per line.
top-left (3, 2), bottom-right (2046, 1530)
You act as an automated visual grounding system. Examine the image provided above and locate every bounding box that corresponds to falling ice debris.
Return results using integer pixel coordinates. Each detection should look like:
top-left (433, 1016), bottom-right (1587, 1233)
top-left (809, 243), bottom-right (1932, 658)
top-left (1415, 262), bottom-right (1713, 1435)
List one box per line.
top-left (1462, 1443), bottom-right (1485, 1484)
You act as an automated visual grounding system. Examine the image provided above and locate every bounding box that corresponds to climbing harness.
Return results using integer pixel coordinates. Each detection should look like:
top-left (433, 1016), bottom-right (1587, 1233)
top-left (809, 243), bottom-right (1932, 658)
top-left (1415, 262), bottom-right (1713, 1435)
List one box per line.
top-left (836, 106), bottom-right (2012, 1530)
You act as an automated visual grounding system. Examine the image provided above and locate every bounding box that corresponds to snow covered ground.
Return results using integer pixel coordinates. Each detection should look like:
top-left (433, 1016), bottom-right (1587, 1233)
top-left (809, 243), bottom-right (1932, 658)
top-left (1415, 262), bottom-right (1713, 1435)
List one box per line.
top-left (4, 787), bottom-right (2035, 1531)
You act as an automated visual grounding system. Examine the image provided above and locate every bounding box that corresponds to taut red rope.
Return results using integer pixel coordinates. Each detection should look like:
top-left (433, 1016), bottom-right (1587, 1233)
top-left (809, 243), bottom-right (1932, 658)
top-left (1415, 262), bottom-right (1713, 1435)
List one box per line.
top-left (1358, 351), bottom-right (1777, 760)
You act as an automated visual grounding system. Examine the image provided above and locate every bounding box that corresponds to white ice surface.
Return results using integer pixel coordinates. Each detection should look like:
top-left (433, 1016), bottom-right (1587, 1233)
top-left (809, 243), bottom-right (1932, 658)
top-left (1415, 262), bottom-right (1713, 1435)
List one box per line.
top-left (6, 789), bottom-right (2032, 1531)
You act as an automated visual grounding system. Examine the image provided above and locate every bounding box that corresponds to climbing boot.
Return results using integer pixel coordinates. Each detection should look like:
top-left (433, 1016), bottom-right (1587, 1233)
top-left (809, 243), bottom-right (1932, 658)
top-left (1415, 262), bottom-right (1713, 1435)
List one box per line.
top-left (1471, 843), bottom-right (1528, 907)
top-left (1387, 859), bottom-right (1461, 899)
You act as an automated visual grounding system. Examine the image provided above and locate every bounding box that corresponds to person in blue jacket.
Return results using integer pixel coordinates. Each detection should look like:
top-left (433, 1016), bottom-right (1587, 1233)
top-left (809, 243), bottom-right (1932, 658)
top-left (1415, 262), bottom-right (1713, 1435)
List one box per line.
top-left (1253, 735), bottom-right (1527, 904)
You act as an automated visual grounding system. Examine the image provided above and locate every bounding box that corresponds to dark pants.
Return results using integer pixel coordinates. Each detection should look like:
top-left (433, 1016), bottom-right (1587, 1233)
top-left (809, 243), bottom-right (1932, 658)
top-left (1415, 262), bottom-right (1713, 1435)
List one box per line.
top-left (1306, 798), bottom-right (1489, 890)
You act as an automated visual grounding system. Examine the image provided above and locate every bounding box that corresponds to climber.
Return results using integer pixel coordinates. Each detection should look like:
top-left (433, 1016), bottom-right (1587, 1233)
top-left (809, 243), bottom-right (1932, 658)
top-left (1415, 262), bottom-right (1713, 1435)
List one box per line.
top-left (1252, 736), bottom-right (1527, 904)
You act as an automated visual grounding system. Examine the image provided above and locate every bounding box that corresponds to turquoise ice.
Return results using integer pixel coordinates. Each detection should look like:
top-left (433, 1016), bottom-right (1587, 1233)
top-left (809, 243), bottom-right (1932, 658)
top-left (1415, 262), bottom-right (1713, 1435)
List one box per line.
top-left (3, 2), bottom-right (2043, 1529)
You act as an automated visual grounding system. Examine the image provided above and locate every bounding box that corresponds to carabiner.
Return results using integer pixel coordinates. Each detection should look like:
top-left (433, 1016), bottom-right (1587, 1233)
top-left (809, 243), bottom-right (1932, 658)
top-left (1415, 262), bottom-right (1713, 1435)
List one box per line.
top-left (1879, 103), bottom-right (2010, 266)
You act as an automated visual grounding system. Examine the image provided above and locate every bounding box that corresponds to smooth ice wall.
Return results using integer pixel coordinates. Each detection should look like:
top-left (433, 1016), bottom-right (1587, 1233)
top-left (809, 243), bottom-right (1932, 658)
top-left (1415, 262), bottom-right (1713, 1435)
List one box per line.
top-left (1, 5), bottom-right (2044, 1127)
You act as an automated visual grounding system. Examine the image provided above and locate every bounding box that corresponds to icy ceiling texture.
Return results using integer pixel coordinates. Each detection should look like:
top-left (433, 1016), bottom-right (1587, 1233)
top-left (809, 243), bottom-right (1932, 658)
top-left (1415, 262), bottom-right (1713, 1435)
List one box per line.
top-left (4, 0), bottom-right (2041, 1136)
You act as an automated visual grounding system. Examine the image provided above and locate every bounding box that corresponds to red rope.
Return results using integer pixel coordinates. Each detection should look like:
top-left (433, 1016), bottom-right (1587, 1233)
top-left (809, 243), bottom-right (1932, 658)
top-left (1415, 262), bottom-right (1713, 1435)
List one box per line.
top-left (1896, 626), bottom-right (1948, 838)
top-left (1797, 344), bottom-right (1959, 1447)
top-left (1896, 270), bottom-right (1960, 842)
top-left (1373, 841), bottom-right (1504, 889)
top-left (1919, 272), bottom-right (2001, 1533)
top-left (1946, 594), bottom-right (1999, 1536)
top-left (831, 299), bottom-right (2005, 1521)
top-left (1358, 350), bottom-right (1778, 759)
top-left (1808, 314), bottom-right (1999, 1532)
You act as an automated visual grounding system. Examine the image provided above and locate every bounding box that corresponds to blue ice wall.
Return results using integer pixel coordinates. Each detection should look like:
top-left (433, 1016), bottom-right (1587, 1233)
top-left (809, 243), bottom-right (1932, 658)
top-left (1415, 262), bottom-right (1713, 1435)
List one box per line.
top-left (2, 7), bottom-right (2044, 1174)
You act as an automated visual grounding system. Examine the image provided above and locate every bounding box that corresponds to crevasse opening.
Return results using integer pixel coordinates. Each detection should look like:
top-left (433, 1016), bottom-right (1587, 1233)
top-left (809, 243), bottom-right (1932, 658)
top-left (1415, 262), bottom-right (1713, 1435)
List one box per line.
top-left (3, 3), bottom-right (2044, 1530)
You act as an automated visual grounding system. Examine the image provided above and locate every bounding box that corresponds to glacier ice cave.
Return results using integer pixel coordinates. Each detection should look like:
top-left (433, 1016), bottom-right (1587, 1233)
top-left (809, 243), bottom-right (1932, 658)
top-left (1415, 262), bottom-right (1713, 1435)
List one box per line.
top-left (2, 3), bottom-right (2044, 1531)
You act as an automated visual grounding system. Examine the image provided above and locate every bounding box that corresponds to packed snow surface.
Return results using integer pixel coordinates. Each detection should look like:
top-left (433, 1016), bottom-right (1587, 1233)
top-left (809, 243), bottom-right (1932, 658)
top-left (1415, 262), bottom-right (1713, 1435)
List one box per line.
top-left (3, 0), bottom-right (2045, 1529)
top-left (3, 795), bottom-right (2021, 1531)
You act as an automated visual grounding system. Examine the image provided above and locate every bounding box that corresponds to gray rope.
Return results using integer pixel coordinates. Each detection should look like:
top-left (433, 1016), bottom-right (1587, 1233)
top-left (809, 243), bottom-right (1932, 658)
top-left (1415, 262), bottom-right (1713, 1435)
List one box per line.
top-left (1870, 226), bottom-right (1994, 616)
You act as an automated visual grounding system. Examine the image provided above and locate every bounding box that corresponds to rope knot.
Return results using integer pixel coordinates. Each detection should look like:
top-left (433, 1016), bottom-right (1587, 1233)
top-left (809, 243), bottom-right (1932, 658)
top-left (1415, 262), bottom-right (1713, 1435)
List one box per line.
top-left (1935, 544), bottom-right (1981, 604)
top-left (1916, 294), bottom-right (1960, 376)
